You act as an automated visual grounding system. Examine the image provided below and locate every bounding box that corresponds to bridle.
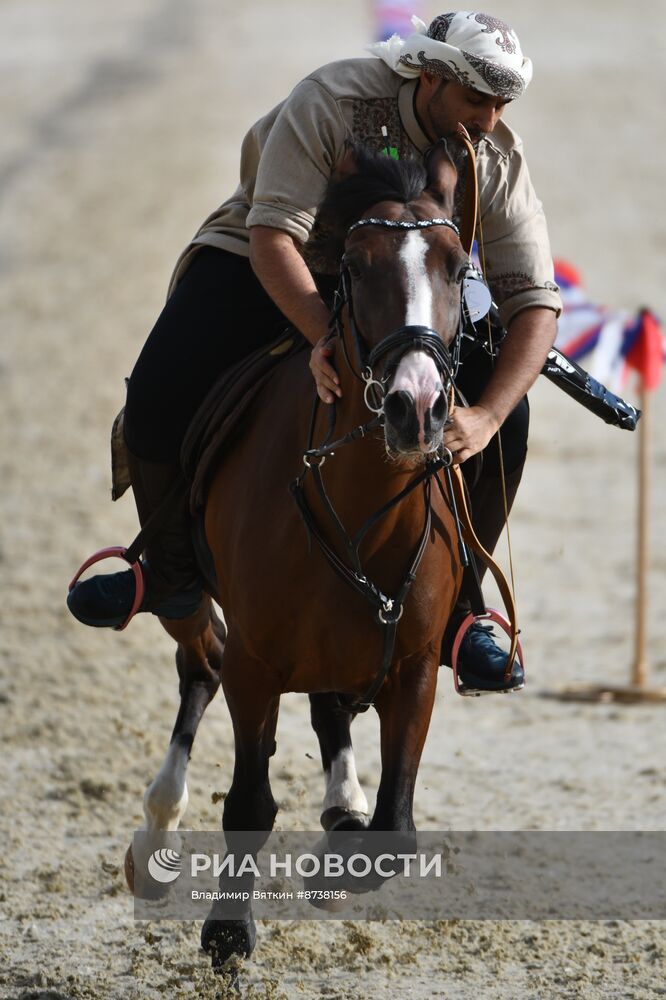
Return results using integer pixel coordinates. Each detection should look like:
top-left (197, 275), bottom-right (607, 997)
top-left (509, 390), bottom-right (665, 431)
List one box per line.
top-left (290, 213), bottom-right (483, 713)
top-left (329, 216), bottom-right (463, 419)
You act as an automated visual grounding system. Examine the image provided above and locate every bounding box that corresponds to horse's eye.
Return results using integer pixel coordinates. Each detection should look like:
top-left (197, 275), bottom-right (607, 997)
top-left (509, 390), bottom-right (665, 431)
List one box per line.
top-left (347, 259), bottom-right (362, 280)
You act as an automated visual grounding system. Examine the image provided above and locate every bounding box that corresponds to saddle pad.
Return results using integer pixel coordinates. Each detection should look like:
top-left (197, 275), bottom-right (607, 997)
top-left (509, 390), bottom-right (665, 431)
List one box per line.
top-left (181, 329), bottom-right (306, 511)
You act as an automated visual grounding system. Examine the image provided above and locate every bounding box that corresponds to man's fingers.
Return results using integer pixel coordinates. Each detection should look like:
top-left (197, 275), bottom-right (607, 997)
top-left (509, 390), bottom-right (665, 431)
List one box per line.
top-left (316, 358), bottom-right (340, 383)
top-left (312, 365), bottom-right (342, 397)
top-left (315, 363), bottom-right (341, 385)
top-left (310, 339), bottom-right (342, 404)
top-left (318, 371), bottom-right (341, 392)
top-left (309, 366), bottom-right (341, 402)
top-left (316, 374), bottom-right (340, 404)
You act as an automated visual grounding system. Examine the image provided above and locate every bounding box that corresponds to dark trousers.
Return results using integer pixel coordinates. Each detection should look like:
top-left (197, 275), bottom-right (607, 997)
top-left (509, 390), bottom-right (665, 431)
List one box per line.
top-left (124, 247), bottom-right (287, 462)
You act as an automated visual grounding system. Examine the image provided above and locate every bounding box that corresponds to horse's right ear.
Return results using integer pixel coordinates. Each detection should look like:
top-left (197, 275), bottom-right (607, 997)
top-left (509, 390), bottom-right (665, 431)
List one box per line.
top-left (424, 140), bottom-right (458, 216)
top-left (453, 124), bottom-right (479, 256)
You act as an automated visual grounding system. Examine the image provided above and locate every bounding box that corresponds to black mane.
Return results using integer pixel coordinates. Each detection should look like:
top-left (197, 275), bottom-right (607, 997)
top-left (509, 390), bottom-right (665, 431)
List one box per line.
top-left (322, 143), bottom-right (427, 228)
top-left (307, 143), bottom-right (428, 265)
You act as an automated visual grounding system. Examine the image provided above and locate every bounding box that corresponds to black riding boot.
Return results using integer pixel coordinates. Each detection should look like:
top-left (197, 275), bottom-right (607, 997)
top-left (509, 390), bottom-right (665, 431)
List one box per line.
top-left (442, 464), bottom-right (525, 692)
top-left (67, 450), bottom-right (203, 628)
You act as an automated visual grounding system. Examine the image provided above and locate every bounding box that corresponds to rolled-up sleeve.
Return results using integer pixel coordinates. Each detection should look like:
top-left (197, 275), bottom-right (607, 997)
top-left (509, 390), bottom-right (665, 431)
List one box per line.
top-left (246, 79), bottom-right (347, 244)
top-left (479, 143), bottom-right (562, 328)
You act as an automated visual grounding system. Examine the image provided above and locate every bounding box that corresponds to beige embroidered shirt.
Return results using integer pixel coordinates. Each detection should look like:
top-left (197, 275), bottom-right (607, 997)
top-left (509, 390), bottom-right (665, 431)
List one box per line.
top-left (171, 57), bottom-right (561, 327)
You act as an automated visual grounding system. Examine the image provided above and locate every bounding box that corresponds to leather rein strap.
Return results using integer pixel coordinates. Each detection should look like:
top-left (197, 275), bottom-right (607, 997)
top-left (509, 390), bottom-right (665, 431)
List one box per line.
top-left (444, 465), bottom-right (519, 681)
top-left (290, 417), bottom-right (454, 713)
top-left (291, 216), bottom-right (466, 713)
top-left (290, 204), bottom-right (516, 709)
top-left (452, 126), bottom-right (519, 682)
top-left (455, 124), bottom-right (479, 257)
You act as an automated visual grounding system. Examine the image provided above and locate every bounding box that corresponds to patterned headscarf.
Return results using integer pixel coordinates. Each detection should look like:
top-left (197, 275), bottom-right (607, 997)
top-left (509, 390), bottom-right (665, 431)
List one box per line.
top-left (368, 11), bottom-right (533, 101)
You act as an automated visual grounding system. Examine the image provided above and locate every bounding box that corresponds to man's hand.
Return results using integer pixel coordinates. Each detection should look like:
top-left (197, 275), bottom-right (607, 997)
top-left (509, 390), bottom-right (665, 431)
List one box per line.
top-left (443, 405), bottom-right (499, 464)
top-left (444, 307), bottom-right (557, 463)
top-left (309, 336), bottom-right (342, 404)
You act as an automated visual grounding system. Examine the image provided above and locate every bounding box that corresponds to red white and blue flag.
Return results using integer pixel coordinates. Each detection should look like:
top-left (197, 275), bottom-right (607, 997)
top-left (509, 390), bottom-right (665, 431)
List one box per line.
top-left (554, 260), bottom-right (665, 392)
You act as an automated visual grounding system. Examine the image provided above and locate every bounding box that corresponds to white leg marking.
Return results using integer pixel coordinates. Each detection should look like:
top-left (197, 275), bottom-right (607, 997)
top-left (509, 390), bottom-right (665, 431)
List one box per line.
top-left (323, 748), bottom-right (368, 814)
top-left (143, 740), bottom-right (190, 832)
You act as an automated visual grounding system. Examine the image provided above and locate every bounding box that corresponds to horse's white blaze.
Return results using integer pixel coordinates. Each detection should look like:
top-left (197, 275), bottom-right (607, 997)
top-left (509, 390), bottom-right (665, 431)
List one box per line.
top-left (323, 748), bottom-right (368, 814)
top-left (399, 230), bottom-right (432, 327)
top-left (143, 740), bottom-right (190, 831)
top-left (391, 231), bottom-right (443, 449)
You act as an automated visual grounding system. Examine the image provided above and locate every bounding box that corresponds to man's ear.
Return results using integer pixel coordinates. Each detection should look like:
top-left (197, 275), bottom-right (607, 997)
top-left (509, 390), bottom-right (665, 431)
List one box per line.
top-left (420, 70), bottom-right (439, 93)
top-left (424, 139), bottom-right (457, 216)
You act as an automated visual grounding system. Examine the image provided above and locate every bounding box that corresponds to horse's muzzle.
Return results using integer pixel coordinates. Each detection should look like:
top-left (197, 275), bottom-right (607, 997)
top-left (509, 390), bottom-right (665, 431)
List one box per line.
top-left (382, 348), bottom-right (448, 455)
top-left (383, 387), bottom-right (448, 455)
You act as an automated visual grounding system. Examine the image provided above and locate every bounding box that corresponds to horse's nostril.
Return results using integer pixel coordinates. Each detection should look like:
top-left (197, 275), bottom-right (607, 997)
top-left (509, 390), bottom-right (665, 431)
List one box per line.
top-left (383, 390), bottom-right (414, 428)
top-left (431, 390), bottom-right (447, 426)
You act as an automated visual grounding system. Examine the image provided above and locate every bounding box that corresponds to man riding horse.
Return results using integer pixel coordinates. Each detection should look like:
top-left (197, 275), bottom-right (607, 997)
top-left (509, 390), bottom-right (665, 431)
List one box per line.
top-left (67, 10), bottom-right (561, 693)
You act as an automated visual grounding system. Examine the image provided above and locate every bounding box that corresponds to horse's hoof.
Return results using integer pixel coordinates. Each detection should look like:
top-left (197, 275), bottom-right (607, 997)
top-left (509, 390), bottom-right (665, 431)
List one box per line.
top-left (124, 844), bottom-right (135, 893)
top-left (125, 839), bottom-right (178, 901)
top-left (201, 916), bottom-right (256, 968)
top-left (320, 806), bottom-right (370, 832)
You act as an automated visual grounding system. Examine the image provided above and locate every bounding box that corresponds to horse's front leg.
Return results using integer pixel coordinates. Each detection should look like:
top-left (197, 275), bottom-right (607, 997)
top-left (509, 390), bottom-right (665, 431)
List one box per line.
top-left (125, 601), bottom-right (225, 894)
top-left (201, 639), bottom-right (280, 971)
top-left (309, 692), bottom-right (369, 831)
top-left (370, 646), bottom-right (439, 831)
top-left (306, 653), bottom-right (438, 903)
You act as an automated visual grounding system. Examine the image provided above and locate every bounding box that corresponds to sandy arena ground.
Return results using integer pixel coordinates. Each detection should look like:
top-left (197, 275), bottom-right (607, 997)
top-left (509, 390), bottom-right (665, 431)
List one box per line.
top-left (1, 1), bottom-right (665, 997)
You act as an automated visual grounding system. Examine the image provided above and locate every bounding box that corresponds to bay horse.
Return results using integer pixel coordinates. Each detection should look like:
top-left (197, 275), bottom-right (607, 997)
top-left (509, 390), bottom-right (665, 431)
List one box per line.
top-left (127, 142), bottom-right (471, 969)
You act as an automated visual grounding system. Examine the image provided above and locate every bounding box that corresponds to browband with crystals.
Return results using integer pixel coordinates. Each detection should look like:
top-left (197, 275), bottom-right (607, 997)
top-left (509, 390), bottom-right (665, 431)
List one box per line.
top-left (347, 217), bottom-right (460, 236)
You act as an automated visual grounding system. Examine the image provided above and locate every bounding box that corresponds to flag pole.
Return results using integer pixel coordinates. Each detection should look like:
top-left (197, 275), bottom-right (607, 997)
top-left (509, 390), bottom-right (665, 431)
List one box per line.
top-left (631, 383), bottom-right (650, 687)
top-left (548, 369), bottom-right (666, 703)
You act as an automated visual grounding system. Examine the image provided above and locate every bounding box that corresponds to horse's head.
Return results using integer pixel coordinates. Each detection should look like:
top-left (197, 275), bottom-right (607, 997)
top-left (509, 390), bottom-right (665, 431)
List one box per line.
top-left (317, 142), bottom-right (470, 460)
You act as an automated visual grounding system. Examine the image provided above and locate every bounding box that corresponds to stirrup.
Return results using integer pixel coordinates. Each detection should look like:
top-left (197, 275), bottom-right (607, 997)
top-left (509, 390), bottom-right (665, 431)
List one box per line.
top-left (68, 546), bottom-right (145, 631)
top-left (451, 608), bottom-right (525, 698)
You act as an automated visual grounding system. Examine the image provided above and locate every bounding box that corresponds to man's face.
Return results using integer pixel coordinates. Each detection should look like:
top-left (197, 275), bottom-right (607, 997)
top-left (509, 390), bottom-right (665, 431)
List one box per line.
top-left (416, 73), bottom-right (510, 143)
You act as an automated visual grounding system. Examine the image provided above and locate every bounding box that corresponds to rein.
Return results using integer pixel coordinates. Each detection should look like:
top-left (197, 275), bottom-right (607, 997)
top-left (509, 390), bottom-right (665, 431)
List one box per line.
top-left (290, 201), bottom-right (523, 709)
top-left (290, 400), bottom-right (458, 713)
top-left (290, 215), bottom-right (484, 713)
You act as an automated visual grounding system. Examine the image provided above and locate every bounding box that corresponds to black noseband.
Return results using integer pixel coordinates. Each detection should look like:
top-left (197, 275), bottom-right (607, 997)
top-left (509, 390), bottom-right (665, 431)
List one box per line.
top-left (367, 325), bottom-right (453, 384)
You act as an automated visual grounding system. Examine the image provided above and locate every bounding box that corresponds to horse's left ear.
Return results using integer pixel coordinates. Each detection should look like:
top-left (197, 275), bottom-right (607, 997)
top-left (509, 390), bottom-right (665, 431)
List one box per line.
top-left (332, 141), bottom-right (358, 184)
top-left (424, 140), bottom-right (458, 216)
